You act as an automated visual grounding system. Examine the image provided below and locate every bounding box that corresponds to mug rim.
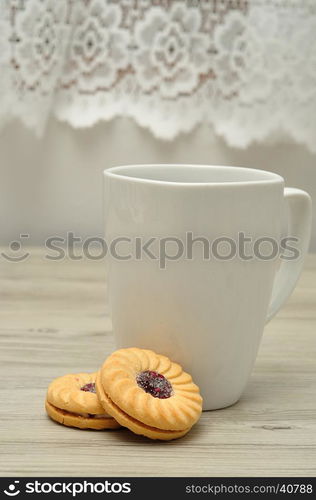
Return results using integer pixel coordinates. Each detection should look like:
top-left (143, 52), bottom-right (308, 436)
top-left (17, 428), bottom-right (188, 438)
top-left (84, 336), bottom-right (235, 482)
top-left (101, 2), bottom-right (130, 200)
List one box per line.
top-left (104, 164), bottom-right (284, 187)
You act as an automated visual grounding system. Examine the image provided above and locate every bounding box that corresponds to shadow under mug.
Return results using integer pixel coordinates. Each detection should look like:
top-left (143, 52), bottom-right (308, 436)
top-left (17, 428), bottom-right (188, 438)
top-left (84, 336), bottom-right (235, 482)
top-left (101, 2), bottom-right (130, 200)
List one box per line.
top-left (104, 164), bottom-right (311, 410)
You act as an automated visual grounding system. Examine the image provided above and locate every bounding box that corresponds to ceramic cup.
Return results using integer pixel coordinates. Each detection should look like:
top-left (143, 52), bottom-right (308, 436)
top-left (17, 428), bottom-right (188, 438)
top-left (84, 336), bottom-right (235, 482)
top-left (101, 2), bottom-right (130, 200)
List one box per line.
top-left (104, 165), bottom-right (311, 410)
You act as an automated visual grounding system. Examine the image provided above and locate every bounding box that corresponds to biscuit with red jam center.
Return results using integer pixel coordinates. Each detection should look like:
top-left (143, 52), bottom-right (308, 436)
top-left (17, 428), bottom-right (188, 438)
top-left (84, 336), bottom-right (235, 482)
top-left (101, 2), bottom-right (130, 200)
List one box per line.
top-left (96, 348), bottom-right (202, 440)
top-left (46, 372), bottom-right (121, 430)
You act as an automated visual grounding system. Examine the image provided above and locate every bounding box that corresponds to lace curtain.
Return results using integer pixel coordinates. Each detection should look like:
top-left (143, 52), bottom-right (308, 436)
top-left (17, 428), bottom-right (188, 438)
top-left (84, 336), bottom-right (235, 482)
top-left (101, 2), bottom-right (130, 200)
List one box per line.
top-left (1, 0), bottom-right (316, 151)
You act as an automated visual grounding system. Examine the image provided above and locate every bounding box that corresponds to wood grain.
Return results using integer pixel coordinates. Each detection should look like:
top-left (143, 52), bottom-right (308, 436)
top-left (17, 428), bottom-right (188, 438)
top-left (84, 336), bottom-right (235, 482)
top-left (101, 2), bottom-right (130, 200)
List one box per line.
top-left (0, 249), bottom-right (315, 477)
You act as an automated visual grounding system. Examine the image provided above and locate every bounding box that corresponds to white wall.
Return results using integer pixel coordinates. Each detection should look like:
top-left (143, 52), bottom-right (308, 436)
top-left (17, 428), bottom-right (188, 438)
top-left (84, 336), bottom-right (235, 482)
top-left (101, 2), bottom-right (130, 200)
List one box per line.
top-left (0, 117), bottom-right (315, 250)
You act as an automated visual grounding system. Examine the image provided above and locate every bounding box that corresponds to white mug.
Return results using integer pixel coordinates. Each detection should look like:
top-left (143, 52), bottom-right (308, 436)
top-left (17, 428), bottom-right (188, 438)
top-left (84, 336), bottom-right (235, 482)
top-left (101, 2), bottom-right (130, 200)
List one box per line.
top-left (104, 164), bottom-right (311, 410)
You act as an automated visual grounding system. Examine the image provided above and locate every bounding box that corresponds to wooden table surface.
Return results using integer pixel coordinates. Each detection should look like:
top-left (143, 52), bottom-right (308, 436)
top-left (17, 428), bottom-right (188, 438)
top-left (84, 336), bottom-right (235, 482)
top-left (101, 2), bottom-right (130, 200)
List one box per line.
top-left (0, 250), bottom-right (315, 477)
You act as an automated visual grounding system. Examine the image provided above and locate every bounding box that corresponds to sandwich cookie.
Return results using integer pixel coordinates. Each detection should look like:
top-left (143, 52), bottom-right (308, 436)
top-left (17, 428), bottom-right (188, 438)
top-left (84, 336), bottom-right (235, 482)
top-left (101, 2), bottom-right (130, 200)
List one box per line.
top-left (96, 348), bottom-right (202, 440)
top-left (46, 372), bottom-right (121, 430)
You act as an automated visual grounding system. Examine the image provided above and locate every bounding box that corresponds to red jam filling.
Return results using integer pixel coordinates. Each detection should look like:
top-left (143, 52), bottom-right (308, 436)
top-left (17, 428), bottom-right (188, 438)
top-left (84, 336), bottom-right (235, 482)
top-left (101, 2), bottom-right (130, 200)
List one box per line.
top-left (80, 382), bottom-right (96, 393)
top-left (136, 370), bottom-right (172, 399)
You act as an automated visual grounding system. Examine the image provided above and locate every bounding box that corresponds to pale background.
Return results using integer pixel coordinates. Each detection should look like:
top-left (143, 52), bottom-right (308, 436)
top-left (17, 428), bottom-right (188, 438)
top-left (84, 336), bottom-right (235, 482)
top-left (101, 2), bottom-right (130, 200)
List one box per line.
top-left (0, 118), bottom-right (315, 250)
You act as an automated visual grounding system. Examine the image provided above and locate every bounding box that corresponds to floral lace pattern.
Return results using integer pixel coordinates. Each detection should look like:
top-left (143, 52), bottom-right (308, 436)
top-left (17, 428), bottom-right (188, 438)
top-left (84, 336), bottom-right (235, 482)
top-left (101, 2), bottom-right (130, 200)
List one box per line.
top-left (65, 1), bottom-right (129, 91)
top-left (133, 3), bottom-right (211, 98)
top-left (1, 0), bottom-right (316, 150)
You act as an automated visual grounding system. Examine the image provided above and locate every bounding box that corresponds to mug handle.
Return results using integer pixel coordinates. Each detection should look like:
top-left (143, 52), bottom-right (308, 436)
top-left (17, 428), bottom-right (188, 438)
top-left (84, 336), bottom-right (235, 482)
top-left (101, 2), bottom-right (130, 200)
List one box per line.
top-left (266, 187), bottom-right (312, 322)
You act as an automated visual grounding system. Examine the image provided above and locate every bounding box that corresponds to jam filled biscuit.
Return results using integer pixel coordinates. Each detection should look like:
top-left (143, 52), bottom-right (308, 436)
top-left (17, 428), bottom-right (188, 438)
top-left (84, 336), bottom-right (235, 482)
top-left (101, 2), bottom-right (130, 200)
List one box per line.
top-left (96, 348), bottom-right (202, 440)
top-left (46, 372), bottom-right (121, 430)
